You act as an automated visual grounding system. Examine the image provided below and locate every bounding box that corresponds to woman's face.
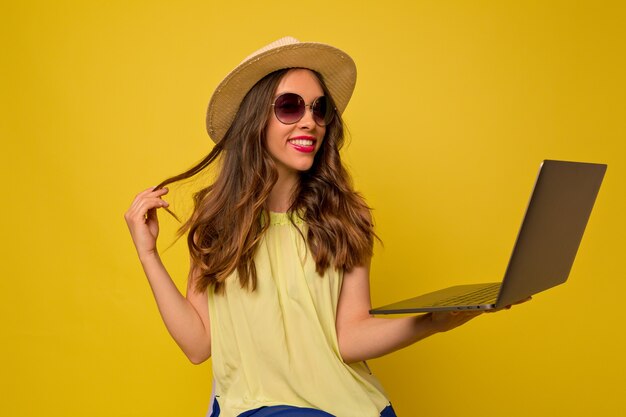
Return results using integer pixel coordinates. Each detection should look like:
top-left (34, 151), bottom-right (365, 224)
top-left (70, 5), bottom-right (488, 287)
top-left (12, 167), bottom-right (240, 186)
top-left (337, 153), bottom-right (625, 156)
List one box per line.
top-left (265, 68), bottom-right (326, 180)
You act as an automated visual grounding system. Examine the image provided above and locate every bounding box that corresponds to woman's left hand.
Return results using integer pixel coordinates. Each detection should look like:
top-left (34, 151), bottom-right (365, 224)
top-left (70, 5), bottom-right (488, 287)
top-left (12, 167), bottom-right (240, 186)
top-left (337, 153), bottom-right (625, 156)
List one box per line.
top-left (427, 296), bottom-right (532, 333)
top-left (427, 310), bottom-right (484, 333)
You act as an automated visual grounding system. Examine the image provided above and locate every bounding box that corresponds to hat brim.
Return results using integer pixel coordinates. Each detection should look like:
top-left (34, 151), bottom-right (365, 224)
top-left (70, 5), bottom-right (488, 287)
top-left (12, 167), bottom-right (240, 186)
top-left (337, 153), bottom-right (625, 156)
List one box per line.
top-left (206, 42), bottom-right (357, 143)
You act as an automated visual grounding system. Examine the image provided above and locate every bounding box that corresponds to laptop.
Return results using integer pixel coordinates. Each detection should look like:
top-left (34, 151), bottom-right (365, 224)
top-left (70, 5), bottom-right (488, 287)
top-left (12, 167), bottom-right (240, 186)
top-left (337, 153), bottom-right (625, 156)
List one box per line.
top-left (370, 160), bottom-right (607, 314)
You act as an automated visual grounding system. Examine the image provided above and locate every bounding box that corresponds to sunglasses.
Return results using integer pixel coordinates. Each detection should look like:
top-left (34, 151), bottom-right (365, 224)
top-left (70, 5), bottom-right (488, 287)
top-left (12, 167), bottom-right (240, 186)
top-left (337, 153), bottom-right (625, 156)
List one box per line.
top-left (271, 93), bottom-right (335, 127)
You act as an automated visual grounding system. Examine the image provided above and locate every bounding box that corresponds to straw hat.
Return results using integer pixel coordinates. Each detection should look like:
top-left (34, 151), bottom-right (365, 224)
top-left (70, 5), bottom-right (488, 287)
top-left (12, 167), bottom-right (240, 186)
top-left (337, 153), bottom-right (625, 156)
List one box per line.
top-left (206, 36), bottom-right (357, 143)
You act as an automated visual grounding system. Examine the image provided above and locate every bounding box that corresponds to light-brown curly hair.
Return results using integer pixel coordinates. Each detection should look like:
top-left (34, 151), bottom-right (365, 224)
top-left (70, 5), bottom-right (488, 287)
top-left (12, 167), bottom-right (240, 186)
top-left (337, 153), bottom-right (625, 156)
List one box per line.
top-left (156, 68), bottom-right (374, 294)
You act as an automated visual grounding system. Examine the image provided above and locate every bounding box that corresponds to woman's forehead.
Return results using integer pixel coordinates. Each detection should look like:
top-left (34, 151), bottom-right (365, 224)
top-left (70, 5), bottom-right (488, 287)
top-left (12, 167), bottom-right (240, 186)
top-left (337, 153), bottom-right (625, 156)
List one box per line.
top-left (274, 69), bottom-right (324, 97)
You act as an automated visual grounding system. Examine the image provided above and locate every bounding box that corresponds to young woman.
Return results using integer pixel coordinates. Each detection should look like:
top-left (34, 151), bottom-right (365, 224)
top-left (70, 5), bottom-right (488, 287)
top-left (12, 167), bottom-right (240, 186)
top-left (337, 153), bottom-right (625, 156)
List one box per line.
top-left (125, 37), bottom-right (489, 417)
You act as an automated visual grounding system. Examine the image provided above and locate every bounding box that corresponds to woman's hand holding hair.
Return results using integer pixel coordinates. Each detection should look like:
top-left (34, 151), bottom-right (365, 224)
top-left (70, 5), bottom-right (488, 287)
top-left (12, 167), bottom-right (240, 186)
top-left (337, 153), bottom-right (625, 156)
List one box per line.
top-left (124, 187), bottom-right (211, 364)
top-left (124, 186), bottom-right (170, 260)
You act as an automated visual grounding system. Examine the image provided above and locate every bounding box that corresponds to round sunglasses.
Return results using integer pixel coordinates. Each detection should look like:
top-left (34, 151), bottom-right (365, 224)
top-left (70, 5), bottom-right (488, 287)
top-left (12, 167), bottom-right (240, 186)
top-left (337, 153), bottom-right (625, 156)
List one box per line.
top-left (271, 93), bottom-right (335, 126)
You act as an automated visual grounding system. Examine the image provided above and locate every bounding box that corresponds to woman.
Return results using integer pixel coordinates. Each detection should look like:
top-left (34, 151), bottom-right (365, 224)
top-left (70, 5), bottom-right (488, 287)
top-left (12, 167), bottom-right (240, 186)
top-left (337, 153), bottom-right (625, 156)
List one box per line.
top-left (125, 37), bottom-right (485, 417)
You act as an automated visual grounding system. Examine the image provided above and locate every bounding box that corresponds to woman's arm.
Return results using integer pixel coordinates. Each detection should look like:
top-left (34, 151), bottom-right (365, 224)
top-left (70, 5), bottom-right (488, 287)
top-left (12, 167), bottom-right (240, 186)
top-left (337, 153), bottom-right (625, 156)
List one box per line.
top-left (125, 187), bottom-right (211, 364)
top-left (335, 260), bottom-right (482, 364)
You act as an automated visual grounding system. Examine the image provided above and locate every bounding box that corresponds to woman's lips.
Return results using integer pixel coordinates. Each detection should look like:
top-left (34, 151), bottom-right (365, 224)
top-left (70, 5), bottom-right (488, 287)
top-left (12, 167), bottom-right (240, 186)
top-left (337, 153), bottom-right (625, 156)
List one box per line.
top-left (288, 136), bottom-right (316, 153)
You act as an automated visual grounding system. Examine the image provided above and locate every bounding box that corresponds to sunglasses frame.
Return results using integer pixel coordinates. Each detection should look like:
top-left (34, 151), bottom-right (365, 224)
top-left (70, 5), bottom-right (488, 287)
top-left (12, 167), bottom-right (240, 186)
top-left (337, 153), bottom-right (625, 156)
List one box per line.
top-left (271, 93), bottom-right (335, 127)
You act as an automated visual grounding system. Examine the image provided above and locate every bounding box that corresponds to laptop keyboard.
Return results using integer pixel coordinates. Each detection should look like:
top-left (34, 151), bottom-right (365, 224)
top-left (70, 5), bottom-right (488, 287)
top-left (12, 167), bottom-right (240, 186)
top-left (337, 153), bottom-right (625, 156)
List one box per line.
top-left (431, 283), bottom-right (501, 306)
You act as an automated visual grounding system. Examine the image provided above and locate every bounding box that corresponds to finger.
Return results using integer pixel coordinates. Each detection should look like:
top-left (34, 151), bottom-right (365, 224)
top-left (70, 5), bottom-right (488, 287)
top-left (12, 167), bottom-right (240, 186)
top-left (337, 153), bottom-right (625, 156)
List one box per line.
top-left (138, 198), bottom-right (170, 216)
top-left (136, 186), bottom-right (160, 198)
top-left (132, 186), bottom-right (169, 203)
top-left (463, 311), bottom-right (483, 319)
top-left (127, 198), bottom-right (170, 223)
top-left (149, 186), bottom-right (169, 197)
top-left (452, 310), bottom-right (482, 316)
top-left (146, 207), bottom-right (158, 223)
top-left (144, 187), bottom-right (170, 201)
top-left (486, 297), bottom-right (532, 313)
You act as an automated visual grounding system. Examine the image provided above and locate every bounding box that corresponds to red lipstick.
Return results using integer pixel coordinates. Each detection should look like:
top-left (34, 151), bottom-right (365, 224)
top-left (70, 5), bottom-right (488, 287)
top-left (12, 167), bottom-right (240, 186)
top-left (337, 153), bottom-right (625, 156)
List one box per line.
top-left (288, 136), bottom-right (316, 153)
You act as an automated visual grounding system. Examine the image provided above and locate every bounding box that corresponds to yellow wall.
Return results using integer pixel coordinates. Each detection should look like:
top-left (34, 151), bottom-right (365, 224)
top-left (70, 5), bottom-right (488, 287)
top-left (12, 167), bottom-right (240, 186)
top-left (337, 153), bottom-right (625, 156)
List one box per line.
top-left (2, 1), bottom-right (624, 416)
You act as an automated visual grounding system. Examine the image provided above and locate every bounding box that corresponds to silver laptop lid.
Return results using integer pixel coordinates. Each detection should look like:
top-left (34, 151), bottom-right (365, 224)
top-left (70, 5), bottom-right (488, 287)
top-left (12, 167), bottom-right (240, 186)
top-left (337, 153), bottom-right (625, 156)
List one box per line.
top-left (495, 160), bottom-right (607, 308)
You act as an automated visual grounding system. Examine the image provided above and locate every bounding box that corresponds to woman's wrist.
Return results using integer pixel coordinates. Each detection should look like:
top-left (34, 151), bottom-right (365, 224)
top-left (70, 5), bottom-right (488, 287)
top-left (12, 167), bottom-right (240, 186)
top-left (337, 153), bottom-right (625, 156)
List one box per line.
top-left (138, 249), bottom-right (161, 266)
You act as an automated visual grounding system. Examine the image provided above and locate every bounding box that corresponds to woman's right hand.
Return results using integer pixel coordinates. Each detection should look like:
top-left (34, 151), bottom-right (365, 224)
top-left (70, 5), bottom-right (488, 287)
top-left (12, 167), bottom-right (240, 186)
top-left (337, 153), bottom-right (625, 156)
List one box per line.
top-left (124, 186), bottom-right (170, 260)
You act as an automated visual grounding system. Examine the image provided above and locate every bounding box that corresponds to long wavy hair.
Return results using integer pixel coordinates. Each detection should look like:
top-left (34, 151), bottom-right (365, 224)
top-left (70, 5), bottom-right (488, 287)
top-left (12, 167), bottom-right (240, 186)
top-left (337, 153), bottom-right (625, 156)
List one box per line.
top-left (156, 68), bottom-right (375, 294)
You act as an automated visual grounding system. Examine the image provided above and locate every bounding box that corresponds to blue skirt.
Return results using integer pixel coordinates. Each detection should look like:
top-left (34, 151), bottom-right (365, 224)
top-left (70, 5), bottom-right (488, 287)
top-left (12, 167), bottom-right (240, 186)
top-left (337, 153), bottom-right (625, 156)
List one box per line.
top-left (210, 400), bottom-right (397, 417)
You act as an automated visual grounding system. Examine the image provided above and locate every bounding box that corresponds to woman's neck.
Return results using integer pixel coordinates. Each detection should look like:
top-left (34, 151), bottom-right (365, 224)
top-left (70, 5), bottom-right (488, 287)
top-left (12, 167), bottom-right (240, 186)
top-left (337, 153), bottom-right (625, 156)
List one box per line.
top-left (267, 171), bottom-right (298, 213)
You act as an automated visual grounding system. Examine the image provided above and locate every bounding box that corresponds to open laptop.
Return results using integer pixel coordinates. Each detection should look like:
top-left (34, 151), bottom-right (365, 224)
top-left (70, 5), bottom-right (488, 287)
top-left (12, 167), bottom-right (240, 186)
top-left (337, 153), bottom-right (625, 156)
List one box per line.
top-left (370, 160), bottom-right (607, 314)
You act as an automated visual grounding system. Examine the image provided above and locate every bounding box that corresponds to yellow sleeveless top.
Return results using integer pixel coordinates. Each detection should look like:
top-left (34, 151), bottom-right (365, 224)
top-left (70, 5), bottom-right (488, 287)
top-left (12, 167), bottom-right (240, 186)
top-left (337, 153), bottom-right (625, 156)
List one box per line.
top-left (207, 212), bottom-right (391, 417)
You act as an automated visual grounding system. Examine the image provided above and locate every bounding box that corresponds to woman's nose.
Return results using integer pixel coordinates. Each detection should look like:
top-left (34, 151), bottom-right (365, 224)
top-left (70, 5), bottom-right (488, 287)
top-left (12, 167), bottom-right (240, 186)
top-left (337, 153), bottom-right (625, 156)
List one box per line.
top-left (297, 106), bottom-right (316, 129)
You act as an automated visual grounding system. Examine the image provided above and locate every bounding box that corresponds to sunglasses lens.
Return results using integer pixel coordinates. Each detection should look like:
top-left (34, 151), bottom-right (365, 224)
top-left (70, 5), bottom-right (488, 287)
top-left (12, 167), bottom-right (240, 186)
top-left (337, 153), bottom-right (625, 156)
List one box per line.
top-left (312, 96), bottom-right (333, 126)
top-left (273, 93), bottom-right (334, 126)
top-left (274, 93), bottom-right (304, 124)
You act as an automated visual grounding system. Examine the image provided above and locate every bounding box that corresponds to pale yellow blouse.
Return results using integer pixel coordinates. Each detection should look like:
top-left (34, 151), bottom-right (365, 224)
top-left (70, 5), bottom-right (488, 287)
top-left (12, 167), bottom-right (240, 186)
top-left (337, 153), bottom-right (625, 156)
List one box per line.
top-left (207, 212), bottom-right (390, 417)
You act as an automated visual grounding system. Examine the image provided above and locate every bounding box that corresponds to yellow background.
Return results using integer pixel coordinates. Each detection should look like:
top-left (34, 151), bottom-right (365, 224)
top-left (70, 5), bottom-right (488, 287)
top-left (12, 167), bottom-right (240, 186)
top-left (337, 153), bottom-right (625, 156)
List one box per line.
top-left (2, 1), bottom-right (624, 416)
